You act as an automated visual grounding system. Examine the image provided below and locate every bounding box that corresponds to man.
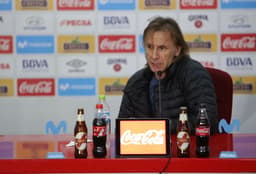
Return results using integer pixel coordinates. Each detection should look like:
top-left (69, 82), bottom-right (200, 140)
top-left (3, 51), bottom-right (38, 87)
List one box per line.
top-left (118, 17), bottom-right (217, 134)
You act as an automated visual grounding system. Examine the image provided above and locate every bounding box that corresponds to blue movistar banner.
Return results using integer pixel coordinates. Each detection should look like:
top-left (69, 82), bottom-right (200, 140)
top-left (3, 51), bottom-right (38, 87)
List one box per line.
top-left (97, 0), bottom-right (135, 10)
top-left (138, 35), bottom-right (145, 53)
top-left (221, 0), bottom-right (256, 9)
top-left (58, 78), bottom-right (96, 96)
top-left (0, 0), bottom-right (12, 10)
top-left (16, 36), bottom-right (54, 54)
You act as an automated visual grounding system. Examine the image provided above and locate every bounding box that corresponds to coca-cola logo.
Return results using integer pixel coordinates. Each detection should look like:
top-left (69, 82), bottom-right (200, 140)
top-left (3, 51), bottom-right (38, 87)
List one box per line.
top-left (57, 0), bottom-right (94, 10)
top-left (196, 127), bottom-right (210, 136)
top-left (0, 36), bottom-right (12, 53)
top-left (121, 130), bottom-right (164, 145)
top-left (17, 79), bottom-right (55, 96)
top-left (221, 34), bottom-right (256, 52)
top-left (180, 0), bottom-right (217, 9)
top-left (99, 35), bottom-right (136, 53)
top-left (93, 126), bottom-right (106, 136)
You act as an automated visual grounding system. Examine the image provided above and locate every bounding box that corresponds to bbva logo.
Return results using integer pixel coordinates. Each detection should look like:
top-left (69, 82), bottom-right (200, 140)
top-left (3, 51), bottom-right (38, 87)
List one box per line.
top-left (45, 120), bottom-right (67, 135)
top-left (218, 119), bottom-right (240, 134)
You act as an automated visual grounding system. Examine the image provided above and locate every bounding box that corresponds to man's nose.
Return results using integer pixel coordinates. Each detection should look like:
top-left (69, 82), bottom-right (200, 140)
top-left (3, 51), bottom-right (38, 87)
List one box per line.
top-left (152, 48), bottom-right (159, 59)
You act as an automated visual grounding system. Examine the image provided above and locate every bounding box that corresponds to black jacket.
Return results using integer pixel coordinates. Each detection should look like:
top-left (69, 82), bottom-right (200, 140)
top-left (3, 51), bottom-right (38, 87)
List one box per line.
top-left (118, 56), bottom-right (217, 134)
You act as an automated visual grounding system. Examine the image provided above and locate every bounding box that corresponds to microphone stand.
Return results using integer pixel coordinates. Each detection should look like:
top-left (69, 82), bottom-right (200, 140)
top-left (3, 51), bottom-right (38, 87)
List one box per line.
top-left (157, 71), bottom-right (162, 118)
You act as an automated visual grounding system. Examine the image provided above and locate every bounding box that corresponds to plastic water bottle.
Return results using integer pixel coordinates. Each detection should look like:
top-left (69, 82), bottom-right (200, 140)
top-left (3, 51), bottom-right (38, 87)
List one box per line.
top-left (97, 95), bottom-right (111, 149)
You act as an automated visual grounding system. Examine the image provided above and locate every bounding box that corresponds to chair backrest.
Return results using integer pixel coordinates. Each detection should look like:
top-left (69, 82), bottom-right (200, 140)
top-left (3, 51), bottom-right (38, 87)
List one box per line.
top-left (206, 67), bottom-right (233, 123)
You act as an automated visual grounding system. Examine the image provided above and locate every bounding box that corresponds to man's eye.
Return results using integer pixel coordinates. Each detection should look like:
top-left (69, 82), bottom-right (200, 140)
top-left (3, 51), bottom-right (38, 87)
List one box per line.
top-left (159, 46), bottom-right (166, 50)
top-left (147, 45), bottom-right (153, 49)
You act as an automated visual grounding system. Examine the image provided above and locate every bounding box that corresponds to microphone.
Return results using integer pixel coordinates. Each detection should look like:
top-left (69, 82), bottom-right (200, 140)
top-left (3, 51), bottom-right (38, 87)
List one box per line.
top-left (157, 71), bottom-right (162, 117)
top-left (157, 71), bottom-right (162, 78)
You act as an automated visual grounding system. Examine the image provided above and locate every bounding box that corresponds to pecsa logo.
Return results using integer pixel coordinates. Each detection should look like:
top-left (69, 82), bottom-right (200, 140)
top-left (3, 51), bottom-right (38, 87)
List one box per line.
top-left (180, 0), bottom-right (217, 9)
top-left (199, 60), bottom-right (215, 68)
top-left (17, 78), bottom-right (55, 96)
top-left (221, 34), bottom-right (256, 52)
top-left (99, 35), bottom-right (135, 53)
top-left (60, 19), bottom-right (92, 26)
top-left (57, 0), bottom-right (94, 10)
top-left (0, 36), bottom-right (12, 54)
top-left (0, 63), bottom-right (10, 70)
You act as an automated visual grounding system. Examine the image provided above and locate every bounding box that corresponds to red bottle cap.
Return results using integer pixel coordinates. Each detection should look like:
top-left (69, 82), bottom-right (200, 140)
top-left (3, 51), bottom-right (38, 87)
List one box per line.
top-left (96, 104), bottom-right (103, 109)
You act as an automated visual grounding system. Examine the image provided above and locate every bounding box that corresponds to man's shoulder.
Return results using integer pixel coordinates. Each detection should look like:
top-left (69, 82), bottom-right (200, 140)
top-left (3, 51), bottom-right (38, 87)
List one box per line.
top-left (178, 56), bottom-right (207, 73)
top-left (124, 67), bottom-right (151, 92)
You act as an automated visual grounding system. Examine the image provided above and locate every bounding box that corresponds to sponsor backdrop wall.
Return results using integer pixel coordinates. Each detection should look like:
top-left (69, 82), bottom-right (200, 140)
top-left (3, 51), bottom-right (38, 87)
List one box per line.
top-left (0, 0), bottom-right (256, 135)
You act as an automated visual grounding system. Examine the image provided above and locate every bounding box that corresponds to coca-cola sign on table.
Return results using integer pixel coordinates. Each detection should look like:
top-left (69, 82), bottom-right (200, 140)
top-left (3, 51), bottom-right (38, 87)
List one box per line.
top-left (119, 120), bottom-right (167, 155)
top-left (180, 0), bottom-right (217, 9)
top-left (17, 78), bottom-right (55, 96)
top-left (98, 35), bottom-right (136, 53)
top-left (221, 34), bottom-right (256, 52)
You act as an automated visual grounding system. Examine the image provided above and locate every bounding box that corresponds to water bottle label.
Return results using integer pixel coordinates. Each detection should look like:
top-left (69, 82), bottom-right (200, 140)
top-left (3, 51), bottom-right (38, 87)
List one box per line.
top-left (196, 127), bottom-right (210, 136)
top-left (75, 132), bottom-right (87, 150)
top-left (103, 112), bottom-right (110, 119)
top-left (93, 126), bottom-right (106, 136)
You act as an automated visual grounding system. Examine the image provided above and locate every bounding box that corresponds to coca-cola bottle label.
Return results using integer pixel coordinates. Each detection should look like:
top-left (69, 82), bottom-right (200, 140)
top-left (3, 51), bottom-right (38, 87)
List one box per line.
top-left (75, 132), bottom-right (87, 150)
top-left (196, 127), bottom-right (210, 136)
top-left (177, 131), bottom-right (190, 150)
top-left (93, 126), bottom-right (106, 136)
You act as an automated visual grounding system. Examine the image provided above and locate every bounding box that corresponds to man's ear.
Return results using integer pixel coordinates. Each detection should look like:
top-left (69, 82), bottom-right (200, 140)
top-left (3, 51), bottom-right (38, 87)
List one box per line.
top-left (175, 46), bottom-right (182, 56)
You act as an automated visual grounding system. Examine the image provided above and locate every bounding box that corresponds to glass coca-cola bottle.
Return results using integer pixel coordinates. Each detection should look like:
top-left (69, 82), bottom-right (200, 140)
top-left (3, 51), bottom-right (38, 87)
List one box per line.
top-left (93, 104), bottom-right (107, 158)
top-left (176, 106), bottom-right (190, 157)
top-left (74, 108), bottom-right (88, 158)
top-left (196, 103), bottom-right (210, 157)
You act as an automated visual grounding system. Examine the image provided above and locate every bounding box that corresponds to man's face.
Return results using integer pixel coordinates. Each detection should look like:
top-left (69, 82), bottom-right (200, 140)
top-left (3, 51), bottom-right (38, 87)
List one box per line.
top-left (144, 31), bottom-right (180, 74)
